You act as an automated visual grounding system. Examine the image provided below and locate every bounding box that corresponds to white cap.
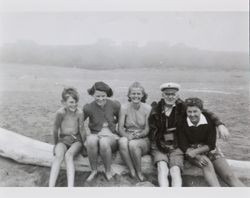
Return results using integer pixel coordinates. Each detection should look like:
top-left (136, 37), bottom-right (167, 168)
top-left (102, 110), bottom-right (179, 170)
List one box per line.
top-left (160, 82), bottom-right (181, 91)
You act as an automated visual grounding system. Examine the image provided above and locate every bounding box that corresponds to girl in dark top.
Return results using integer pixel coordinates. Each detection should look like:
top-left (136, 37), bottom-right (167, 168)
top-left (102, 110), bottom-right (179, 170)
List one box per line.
top-left (83, 82), bottom-right (121, 181)
top-left (177, 97), bottom-right (244, 186)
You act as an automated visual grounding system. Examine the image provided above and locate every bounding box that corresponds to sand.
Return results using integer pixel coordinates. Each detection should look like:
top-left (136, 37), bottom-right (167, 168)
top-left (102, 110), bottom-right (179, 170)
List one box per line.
top-left (1, 156), bottom-right (250, 187)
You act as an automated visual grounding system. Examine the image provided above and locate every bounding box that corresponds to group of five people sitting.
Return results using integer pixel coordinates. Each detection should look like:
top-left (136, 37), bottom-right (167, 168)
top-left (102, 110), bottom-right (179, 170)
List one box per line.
top-left (49, 81), bottom-right (244, 187)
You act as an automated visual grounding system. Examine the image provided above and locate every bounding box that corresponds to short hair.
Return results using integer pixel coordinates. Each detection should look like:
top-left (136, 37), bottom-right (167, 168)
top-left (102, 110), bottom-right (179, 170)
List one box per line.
top-left (87, 81), bottom-right (113, 97)
top-left (127, 82), bottom-right (148, 103)
top-left (184, 97), bottom-right (204, 110)
top-left (61, 87), bottom-right (79, 102)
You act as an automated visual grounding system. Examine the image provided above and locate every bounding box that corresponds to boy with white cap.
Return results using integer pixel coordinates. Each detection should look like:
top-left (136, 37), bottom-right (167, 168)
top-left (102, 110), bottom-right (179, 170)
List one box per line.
top-left (148, 82), bottom-right (229, 187)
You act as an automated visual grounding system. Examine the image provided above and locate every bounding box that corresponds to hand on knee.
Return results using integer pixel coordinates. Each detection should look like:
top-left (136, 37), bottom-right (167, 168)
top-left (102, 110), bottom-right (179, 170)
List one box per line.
top-left (197, 155), bottom-right (213, 168)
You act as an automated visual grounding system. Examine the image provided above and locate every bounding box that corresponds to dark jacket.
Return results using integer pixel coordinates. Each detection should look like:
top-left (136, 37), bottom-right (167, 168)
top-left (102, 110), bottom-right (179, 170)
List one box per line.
top-left (177, 111), bottom-right (217, 153)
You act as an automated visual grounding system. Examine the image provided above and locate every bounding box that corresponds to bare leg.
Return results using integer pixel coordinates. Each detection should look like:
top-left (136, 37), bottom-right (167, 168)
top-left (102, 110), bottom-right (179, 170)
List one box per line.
top-left (129, 139), bottom-right (149, 181)
top-left (201, 156), bottom-right (220, 187)
top-left (99, 137), bottom-right (117, 180)
top-left (49, 143), bottom-right (67, 187)
top-left (65, 142), bottom-right (82, 187)
top-left (118, 137), bottom-right (136, 178)
top-left (85, 135), bottom-right (99, 181)
top-left (213, 158), bottom-right (245, 187)
top-left (157, 161), bottom-right (169, 187)
top-left (169, 166), bottom-right (182, 187)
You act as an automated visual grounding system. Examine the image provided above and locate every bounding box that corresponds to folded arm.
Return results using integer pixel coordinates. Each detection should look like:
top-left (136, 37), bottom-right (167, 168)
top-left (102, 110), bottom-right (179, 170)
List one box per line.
top-left (186, 145), bottom-right (210, 158)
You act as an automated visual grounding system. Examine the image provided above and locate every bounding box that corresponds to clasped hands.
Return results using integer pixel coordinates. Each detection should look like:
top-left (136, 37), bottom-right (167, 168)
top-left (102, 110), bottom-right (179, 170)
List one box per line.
top-left (126, 130), bottom-right (142, 140)
top-left (186, 148), bottom-right (209, 167)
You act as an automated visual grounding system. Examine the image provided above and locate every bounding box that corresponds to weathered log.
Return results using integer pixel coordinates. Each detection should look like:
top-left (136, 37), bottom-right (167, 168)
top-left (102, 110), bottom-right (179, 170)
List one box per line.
top-left (0, 127), bottom-right (250, 178)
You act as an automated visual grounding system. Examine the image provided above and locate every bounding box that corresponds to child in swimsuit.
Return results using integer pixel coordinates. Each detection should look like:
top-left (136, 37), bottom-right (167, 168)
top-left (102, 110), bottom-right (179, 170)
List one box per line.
top-left (49, 87), bottom-right (86, 187)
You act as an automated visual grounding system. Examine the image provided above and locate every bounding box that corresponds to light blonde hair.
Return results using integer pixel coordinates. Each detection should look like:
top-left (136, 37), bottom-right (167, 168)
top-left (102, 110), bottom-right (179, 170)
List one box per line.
top-left (127, 82), bottom-right (148, 103)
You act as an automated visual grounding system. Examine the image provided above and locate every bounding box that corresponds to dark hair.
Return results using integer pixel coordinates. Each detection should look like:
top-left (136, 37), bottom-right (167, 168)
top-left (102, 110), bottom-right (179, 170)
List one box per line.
top-left (184, 97), bottom-right (204, 110)
top-left (127, 82), bottom-right (148, 103)
top-left (62, 87), bottom-right (79, 102)
top-left (87, 81), bottom-right (113, 97)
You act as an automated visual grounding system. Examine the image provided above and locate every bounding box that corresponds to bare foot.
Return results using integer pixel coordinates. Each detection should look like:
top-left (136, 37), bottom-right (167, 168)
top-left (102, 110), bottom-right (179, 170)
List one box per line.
top-left (86, 170), bottom-right (98, 182)
top-left (105, 171), bottom-right (113, 181)
top-left (129, 170), bottom-right (137, 179)
top-left (137, 172), bottom-right (145, 182)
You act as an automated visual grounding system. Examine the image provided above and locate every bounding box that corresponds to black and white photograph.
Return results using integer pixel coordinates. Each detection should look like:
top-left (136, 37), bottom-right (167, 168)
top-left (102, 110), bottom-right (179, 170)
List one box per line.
top-left (0, 0), bottom-right (249, 190)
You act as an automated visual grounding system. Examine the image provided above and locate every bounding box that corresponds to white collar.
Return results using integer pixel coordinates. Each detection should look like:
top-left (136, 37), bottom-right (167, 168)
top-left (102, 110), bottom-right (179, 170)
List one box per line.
top-left (164, 104), bottom-right (176, 116)
top-left (187, 113), bottom-right (208, 127)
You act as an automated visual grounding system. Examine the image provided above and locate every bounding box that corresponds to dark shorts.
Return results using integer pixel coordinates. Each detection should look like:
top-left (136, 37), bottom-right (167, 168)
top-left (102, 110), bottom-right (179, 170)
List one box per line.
top-left (59, 134), bottom-right (82, 149)
top-left (151, 143), bottom-right (184, 170)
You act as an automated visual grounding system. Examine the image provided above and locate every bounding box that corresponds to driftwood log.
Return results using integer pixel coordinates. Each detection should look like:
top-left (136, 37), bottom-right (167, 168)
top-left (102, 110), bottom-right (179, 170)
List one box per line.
top-left (0, 127), bottom-right (250, 179)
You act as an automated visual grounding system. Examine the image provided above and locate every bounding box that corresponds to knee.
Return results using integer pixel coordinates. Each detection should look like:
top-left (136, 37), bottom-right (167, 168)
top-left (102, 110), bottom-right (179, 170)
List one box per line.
top-left (201, 156), bottom-right (214, 170)
top-left (170, 166), bottom-right (181, 183)
top-left (157, 161), bottom-right (169, 175)
top-left (99, 138), bottom-right (111, 152)
top-left (118, 137), bottom-right (128, 151)
top-left (170, 166), bottom-right (182, 187)
top-left (170, 166), bottom-right (181, 176)
top-left (54, 153), bottom-right (65, 163)
top-left (128, 140), bottom-right (139, 152)
top-left (129, 141), bottom-right (141, 156)
top-left (86, 135), bottom-right (98, 149)
top-left (224, 172), bottom-right (237, 183)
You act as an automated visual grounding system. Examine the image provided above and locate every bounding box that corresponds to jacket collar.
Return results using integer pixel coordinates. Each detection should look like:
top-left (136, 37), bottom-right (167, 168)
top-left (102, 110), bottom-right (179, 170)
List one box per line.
top-left (151, 98), bottom-right (183, 115)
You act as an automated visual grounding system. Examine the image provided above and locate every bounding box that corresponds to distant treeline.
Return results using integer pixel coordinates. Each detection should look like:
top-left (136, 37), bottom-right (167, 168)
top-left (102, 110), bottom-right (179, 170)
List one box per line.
top-left (0, 40), bottom-right (248, 70)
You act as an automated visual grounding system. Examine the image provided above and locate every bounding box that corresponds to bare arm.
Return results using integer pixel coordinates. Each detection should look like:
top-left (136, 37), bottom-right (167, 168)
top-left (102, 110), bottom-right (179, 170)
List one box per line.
top-left (216, 125), bottom-right (230, 140)
top-left (186, 145), bottom-right (210, 158)
top-left (79, 111), bottom-right (87, 143)
top-left (53, 112), bottom-right (61, 145)
top-left (52, 111), bottom-right (62, 155)
top-left (118, 106), bottom-right (130, 138)
top-left (83, 105), bottom-right (91, 136)
top-left (203, 109), bottom-right (223, 126)
top-left (84, 121), bottom-right (91, 136)
top-left (204, 110), bottom-right (230, 140)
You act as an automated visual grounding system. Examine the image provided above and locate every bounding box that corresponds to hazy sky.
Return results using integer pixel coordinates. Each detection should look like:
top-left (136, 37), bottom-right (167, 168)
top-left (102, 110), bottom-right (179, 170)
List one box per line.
top-left (0, 11), bottom-right (248, 52)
